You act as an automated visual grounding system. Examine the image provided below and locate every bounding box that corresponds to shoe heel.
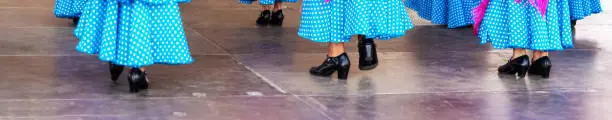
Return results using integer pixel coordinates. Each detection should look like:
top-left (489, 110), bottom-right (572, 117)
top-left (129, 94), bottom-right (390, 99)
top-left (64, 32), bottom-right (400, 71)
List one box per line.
top-left (141, 78), bottom-right (149, 89)
top-left (109, 63), bottom-right (124, 81)
top-left (516, 66), bottom-right (528, 78)
top-left (128, 81), bottom-right (148, 93)
top-left (129, 82), bottom-right (139, 93)
top-left (73, 17), bottom-right (80, 25)
top-left (541, 66), bottom-right (551, 78)
top-left (337, 66), bottom-right (350, 80)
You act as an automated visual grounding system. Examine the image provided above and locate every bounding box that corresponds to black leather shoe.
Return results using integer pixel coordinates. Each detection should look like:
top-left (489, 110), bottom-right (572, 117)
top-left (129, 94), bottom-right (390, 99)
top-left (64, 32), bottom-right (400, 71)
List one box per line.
top-left (109, 62), bottom-right (124, 82)
top-left (256, 10), bottom-right (271, 25)
top-left (357, 35), bottom-right (378, 70)
top-left (128, 68), bottom-right (149, 93)
top-left (310, 53), bottom-right (351, 79)
top-left (73, 17), bottom-right (80, 25)
top-left (269, 10), bottom-right (284, 26)
top-left (498, 55), bottom-right (530, 78)
top-left (528, 56), bottom-right (552, 78)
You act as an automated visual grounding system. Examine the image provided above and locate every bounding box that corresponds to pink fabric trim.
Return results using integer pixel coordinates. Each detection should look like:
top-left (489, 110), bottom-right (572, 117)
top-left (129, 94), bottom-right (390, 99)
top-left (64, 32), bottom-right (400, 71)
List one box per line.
top-left (472, 0), bottom-right (489, 35)
top-left (535, 0), bottom-right (548, 17)
top-left (325, 0), bottom-right (330, 3)
top-left (518, 0), bottom-right (549, 17)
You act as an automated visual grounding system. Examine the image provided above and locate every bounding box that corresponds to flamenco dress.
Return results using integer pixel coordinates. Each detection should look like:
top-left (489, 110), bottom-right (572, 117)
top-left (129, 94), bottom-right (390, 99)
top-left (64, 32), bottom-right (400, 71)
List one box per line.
top-left (54, 0), bottom-right (87, 24)
top-left (474, 0), bottom-right (573, 51)
top-left (405, 0), bottom-right (481, 28)
top-left (298, 0), bottom-right (414, 43)
top-left (74, 0), bottom-right (193, 68)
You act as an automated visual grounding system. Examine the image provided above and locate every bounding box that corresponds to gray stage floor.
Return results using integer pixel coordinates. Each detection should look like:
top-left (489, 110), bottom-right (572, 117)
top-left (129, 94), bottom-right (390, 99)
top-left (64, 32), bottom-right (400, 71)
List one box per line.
top-left (0, 0), bottom-right (611, 120)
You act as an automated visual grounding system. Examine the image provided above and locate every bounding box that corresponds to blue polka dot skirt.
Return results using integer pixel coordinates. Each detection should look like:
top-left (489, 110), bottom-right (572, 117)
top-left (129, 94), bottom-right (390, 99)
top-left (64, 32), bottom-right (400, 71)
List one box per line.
top-left (54, 0), bottom-right (87, 18)
top-left (239, 0), bottom-right (297, 5)
top-left (405, 0), bottom-right (481, 28)
top-left (74, 0), bottom-right (194, 68)
top-left (568, 0), bottom-right (601, 20)
top-left (298, 0), bottom-right (414, 43)
top-left (476, 0), bottom-right (573, 51)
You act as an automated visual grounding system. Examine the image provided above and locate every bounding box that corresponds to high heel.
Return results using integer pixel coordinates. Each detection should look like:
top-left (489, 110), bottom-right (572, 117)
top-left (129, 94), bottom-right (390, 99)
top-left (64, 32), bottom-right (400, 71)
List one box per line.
top-left (357, 35), bottom-right (378, 70)
top-left (256, 10), bottom-right (271, 25)
top-left (310, 53), bottom-right (351, 79)
top-left (498, 55), bottom-right (530, 78)
top-left (269, 10), bottom-right (284, 26)
top-left (109, 62), bottom-right (124, 82)
top-left (73, 17), bottom-right (80, 25)
top-left (529, 56), bottom-right (552, 78)
top-left (127, 68), bottom-right (149, 93)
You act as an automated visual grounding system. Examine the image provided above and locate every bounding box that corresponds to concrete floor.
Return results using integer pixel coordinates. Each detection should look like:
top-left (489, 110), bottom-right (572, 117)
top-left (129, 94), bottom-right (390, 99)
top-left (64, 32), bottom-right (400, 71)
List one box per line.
top-left (0, 0), bottom-right (611, 120)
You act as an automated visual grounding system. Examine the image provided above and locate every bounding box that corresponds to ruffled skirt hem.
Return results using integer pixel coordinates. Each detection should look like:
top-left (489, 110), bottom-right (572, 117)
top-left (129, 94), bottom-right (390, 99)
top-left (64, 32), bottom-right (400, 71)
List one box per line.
top-left (75, 0), bottom-right (194, 68)
top-left (405, 0), bottom-right (480, 28)
top-left (298, 0), bottom-right (414, 43)
top-left (568, 0), bottom-right (602, 20)
top-left (54, 0), bottom-right (87, 18)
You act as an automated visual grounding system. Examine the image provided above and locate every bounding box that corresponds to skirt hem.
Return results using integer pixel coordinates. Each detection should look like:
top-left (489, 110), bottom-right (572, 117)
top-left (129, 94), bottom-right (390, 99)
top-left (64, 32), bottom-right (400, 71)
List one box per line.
top-left (481, 43), bottom-right (574, 51)
top-left (76, 48), bottom-right (194, 68)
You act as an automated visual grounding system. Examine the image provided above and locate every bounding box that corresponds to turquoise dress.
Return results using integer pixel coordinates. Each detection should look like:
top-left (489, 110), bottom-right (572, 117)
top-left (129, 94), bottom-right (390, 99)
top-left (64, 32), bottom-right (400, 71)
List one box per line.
top-left (74, 0), bottom-right (193, 68)
top-left (405, 0), bottom-right (481, 28)
top-left (476, 0), bottom-right (573, 51)
top-left (54, 0), bottom-right (87, 18)
top-left (298, 0), bottom-right (414, 43)
top-left (239, 0), bottom-right (297, 5)
top-left (568, 0), bottom-right (601, 20)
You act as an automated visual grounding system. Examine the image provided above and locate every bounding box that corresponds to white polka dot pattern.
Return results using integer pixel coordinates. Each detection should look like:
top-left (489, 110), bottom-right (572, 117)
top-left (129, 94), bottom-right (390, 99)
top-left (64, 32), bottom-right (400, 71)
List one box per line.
top-left (568, 0), bottom-right (601, 20)
top-left (298, 0), bottom-right (414, 43)
top-left (239, 0), bottom-right (298, 5)
top-left (477, 0), bottom-right (573, 51)
top-left (54, 0), bottom-right (87, 18)
top-left (405, 0), bottom-right (481, 28)
top-left (74, 0), bottom-right (193, 68)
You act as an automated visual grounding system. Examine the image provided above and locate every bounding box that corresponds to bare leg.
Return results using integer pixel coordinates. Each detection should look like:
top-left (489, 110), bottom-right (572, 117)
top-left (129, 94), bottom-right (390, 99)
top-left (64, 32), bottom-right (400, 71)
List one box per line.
top-left (273, 2), bottom-right (282, 11)
top-left (260, 5), bottom-right (272, 11)
top-left (512, 48), bottom-right (527, 59)
top-left (328, 43), bottom-right (345, 57)
top-left (532, 51), bottom-right (549, 61)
